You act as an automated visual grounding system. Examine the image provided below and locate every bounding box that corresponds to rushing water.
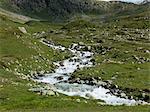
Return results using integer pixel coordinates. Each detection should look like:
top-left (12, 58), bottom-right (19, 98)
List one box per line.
top-left (36, 39), bottom-right (147, 105)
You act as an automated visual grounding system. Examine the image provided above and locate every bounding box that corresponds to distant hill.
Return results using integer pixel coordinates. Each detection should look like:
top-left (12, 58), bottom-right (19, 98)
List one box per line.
top-left (0, 0), bottom-right (149, 22)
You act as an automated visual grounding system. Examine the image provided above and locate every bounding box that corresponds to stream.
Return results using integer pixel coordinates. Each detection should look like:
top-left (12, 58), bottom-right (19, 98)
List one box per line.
top-left (35, 39), bottom-right (148, 106)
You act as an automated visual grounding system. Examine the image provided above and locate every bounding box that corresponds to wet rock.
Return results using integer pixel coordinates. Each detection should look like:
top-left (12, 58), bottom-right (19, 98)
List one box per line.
top-left (143, 89), bottom-right (150, 93)
top-left (106, 80), bottom-right (113, 84)
top-left (84, 46), bottom-right (92, 51)
top-left (96, 81), bottom-right (107, 86)
top-left (143, 95), bottom-right (150, 102)
top-left (55, 76), bottom-right (64, 80)
top-left (76, 78), bottom-right (81, 83)
top-left (59, 62), bottom-right (64, 66)
top-left (69, 58), bottom-right (74, 62)
top-left (85, 93), bottom-right (95, 99)
top-left (90, 58), bottom-right (95, 63)
top-left (120, 93), bottom-right (126, 98)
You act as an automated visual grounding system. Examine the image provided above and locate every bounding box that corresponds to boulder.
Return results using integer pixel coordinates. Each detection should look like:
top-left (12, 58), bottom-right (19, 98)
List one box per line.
top-left (46, 90), bottom-right (56, 96)
top-left (18, 27), bottom-right (27, 34)
top-left (79, 42), bottom-right (84, 46)
top-left (76, 99), bottom-right (81, 102)
top-left (55, 76), bottom-right (64, 80)
top-left (120, 93), bottom-right (126, 98)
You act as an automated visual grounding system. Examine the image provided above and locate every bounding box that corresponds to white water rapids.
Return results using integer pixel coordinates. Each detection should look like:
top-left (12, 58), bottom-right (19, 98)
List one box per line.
top-left (36, 39), bottom-right (148, 106)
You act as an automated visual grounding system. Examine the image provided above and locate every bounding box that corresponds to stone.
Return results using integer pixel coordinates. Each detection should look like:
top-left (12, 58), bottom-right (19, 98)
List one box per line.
top-left (87, 46), bottom-right (91, 51)
top-left (76, 78), bottom-right (80, 83)
top-left (59, 62), bottom-right (64, 66)
top-left (145, 50), bottom-right (150, 53)
top-left (18, 27), bottom-right (27, 34)
top-left (79, 42), bottom-right (84, 46)
top-left (46, 90), bottom-right (55, 96)
top-left (85, 93), bottom-right (95, 99)
top-left (84, 100), bottom-right (88, 103)
top-left (137, 67), bottom-right (141, 70)
top-left (120, 93), bottom-right (126, 98)
top-left (55, 76), bottom-right (64, 80)
top-left (142, 93), bottom-right (146, 97)
top-left (55, 92), bottom-right (59, 96)
top-left (76, 99), bottom-right (81, 102)
top-left (106, 80), bottom-right (113, 84)
top-left (28, 88), bottom-right (43, 92)
top-left (90, 58), bottom-right (95, 63)
top-left (40, 71), bottom-right (45, 74)
top-left (111, 76), bottom-right (117, 80)
top-left (96, 81), bottom-right (107, 86)
top-left (97, 102), bottom-right (105, 105)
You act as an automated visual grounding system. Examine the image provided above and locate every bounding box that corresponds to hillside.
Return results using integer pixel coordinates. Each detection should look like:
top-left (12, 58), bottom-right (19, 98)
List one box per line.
top-left (0, 0), bottom-right (150, 112)
top-left (1, 0), bottom-right (148, 22)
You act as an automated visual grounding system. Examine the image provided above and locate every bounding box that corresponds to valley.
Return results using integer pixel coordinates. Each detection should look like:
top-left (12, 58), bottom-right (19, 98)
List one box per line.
top-left (0, 0), bottom-right (150, 112)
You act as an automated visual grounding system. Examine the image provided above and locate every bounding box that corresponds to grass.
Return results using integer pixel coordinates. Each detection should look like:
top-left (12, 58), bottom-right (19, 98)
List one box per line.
top-left (0, 68), bottom-right (149, 112)
top-left (0, 7), bottom-right (150, 112)
top-left (0, 8), bottom-right (39, 24)
top-left (0, 15), bottom-right (71, 74)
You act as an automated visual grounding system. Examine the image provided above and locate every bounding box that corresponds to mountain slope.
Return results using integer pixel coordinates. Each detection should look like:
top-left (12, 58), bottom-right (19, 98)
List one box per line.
top-left (0, 0), bottom-right (146, 22)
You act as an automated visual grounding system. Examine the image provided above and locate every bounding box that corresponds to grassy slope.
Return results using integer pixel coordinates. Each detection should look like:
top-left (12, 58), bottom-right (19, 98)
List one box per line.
top-left (0, 8), bottom-right (150, 112)
top-left (45, 12), bottom-right (150, 98)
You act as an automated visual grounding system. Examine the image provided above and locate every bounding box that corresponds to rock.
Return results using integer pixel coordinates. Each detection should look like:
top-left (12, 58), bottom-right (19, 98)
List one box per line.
top-left (90, 58), bottom-right (95, 63)
top-left (40, 71), bottom-right (45, 74)
top-left (120, 93), bottom-right (126, 98)
top-left (142, 93), bottom-right (146, 97)
top-left (85, 93), bottom-right (95, 99)
top-left (143, 95), bottom-right (149, 102)
top-left (137, 67), bottom-right (141, 70)
top-left (55, 92), bottom-right (59, 96)
top-left (145, 50), bottom-right (150, 53)
top-left (18, 27), bottom-right (27, 34)
top-left (96, 81), bottom-right (107, 86)
top-left (79, 42), bottom-right (84, 46)
top-left (28, 88), bottom-right (43, 92)
top-left (87, 46), bottom-right (91, 51)
top-left (5, 68), bottom-right (9, 72)
top-left (106, 80), bottom-right (113, 84)
top-left (97, 102), bottom-right (105, 105)
top-left (76, 99), bottom-right (81, 102)
top-left (84, 46), bottom-right (91, 51)
top-left (97, 39), bottom-right (105, 43)
top-left (46, 90), bottom-right (55, 96)
top-left (111, 76), bottom-right (117, 80)
top-left (55, 76), bottom-right (64, 80)
top-left (59, 62), bottom-right (64, 66)
top-left (69, 58), bottom-right (74, 62)
top-left (84, 100), bottom-right (88, 103)
top-left (91, 78), bottom-right (97, 84)
top-left (76, 78), bottom-right (80, 83)
top-left (93, 76), bottom-right (102, 81)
